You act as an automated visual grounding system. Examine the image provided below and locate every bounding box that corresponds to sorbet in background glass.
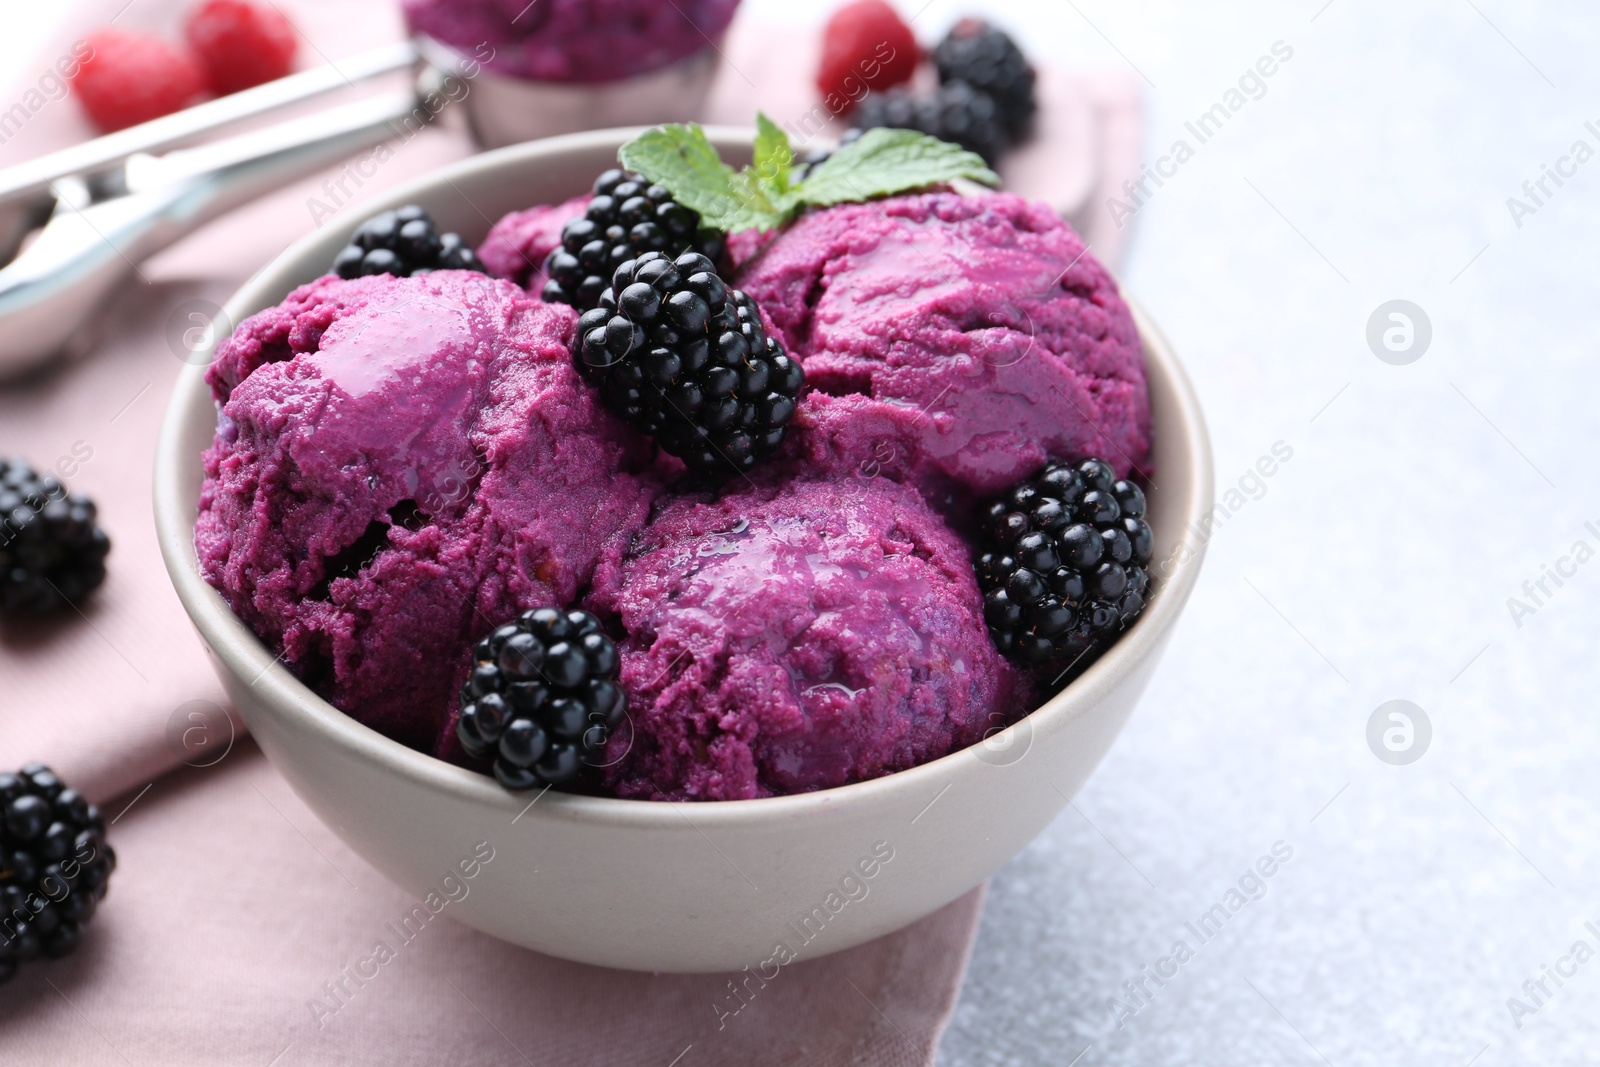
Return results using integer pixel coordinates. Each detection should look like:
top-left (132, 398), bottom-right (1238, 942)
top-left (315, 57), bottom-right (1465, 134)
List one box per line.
top-left (402, 0), bottom-right (742, 83)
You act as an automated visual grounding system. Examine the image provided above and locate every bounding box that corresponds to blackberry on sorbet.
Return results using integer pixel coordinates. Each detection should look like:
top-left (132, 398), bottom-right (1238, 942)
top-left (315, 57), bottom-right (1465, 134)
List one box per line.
top-left (332, 205), bottom-right (484, 279)
top-left (932, 18), bottom-right (1037, 136)
top-left (573, 251), bottom-right (804, 473)
top-left (850, 82), bottom-right (1010, 165)
top-left (0, 764), bottom-right (116, 983)
top-left (0, 459), bottom-right (111, 616)
top-left (976, 458), bottom-right (1154, 685)
top-left (542, 169), bottom-right (727, 312)
top-left (457, 608), bottom-right (627, 791)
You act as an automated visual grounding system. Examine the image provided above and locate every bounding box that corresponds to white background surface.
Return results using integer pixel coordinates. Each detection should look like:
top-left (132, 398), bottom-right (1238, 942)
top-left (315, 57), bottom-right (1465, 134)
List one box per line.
top-left (911, 3), bottom-right (1600, 1066)
top-left (7, 1), bottom-right (1600, 1064)
top-left (1, 8), bottom-right (74, 79)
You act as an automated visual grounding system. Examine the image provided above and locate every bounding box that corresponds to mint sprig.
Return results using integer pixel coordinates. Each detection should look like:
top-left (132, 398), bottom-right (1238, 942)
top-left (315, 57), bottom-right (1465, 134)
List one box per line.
top-left (617, 114), bottom-right (999, 235)
top-left (751, 112), bottom-right (795, 196)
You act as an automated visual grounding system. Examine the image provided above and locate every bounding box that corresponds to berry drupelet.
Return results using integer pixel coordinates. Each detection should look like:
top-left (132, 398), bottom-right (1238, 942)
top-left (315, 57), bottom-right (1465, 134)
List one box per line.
top-left (332, 205), bottom-right (485, 279)
top-left (573, 251), bottom-right (805, 474)
top-left (457, 608), bottom-right (627, 791)
top-left (0, 459), bottom-right (111, 617)
top-left (0, 764), bottom-right (116, 983)
top-left (850, 82), bottom-right (1010, 166)
top-left (932, 19), bottom-right (1037, 137)
top-left (542, 169), bottom-right (728, 312)
top-left (976, 458), bottom-right (1154, 684)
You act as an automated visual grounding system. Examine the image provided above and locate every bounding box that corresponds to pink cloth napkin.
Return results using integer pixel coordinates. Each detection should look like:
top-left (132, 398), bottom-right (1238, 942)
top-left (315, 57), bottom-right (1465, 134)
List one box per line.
top-left (0, 2), bottom-right (1140, 1061)
top-left (0, 745), bottom-right (987, 1065)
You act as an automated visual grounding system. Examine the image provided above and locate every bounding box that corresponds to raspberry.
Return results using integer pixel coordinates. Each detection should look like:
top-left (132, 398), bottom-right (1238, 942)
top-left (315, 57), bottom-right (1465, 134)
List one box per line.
top-left (457, 609), bottom-right (626, 791)
top-left (0, 764), bottom-right (115, 983)
top-left (975, 458), bottom-right (1154, 686)
top-left (0, 458), bottom-right (111, 616)
top-left (573, 252), bottom-right (805, 473)
top-left (331, 205), bottom-right (486, 279)
top-left (932, 19), bottom-right (1037, 136)
top-left (816, 0), bottom-right (919, 108)
top-left (70, 29), bottom-right (204, 133)
top-left (184, 0), bottom-right (298, 96)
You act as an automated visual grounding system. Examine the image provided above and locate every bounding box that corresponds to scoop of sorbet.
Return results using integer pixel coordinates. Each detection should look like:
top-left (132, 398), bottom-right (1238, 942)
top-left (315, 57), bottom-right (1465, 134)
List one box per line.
top-left (476, 194), bottom-right (589, 291)
top-left (589, 475), bottom-right (1030, 801)
top-left (402, 0), bottom-right (741, 83)
top-left (196, 271), bottom-right (659, 751)
top-left (735, 192), bottom-right (1150, 511)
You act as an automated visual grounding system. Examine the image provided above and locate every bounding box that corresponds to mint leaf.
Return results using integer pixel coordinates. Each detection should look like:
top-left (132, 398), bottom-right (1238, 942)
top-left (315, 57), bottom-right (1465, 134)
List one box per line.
top-left (618, 124), bottom-right (741, 220)
top-left (722, 169), bottom-right (788, 233)
top-left (752, 113), bottom-right (794, 196)
top-left (799, 128), bottom-right (999, 207)
top-left (619, 122), bottom-right (789, 233)
top-left (616, 122), bottom-right (1000, 237)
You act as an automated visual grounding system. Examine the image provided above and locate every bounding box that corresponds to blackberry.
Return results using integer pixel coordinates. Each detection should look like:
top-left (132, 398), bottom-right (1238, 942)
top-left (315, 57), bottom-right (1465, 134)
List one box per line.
top-left (976, 458), bottom-right (1153, 684)
top-left (0, 764), bottom-right (115, 983)
top-left (573, 252), bottom-right (804, 473)
top-left (791, 129), bottom-right (864, 182)
top-left (792, 144), bottom-right (835, 184)
top-left (457, 608), bottom-right (627, 791)
top-left (0, 459), bottom-right (111, 616)
top-left (332, 205), bottom-right (485, 279)
top-left (542, 169), bottom-right (727, 312)
top-left (850, 81), bottom-right (1010, 165)
top-left (932, 18), bottom-right (1037, 136)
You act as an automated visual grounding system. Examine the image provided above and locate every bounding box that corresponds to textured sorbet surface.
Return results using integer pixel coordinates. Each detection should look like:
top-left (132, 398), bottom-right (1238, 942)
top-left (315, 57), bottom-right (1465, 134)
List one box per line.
top-left (402, 0), bottom-right (741, 83)
top-left (589, 476), bottom-right (1026, 801)
top-left (477, 194), bottom-right (590, 291)
top-left (735, 192), bottom-right (1150, 510)
top-left (196, 272), bottom-right (658, 751)
top-left (200, 190), bottom-right (1153, 799)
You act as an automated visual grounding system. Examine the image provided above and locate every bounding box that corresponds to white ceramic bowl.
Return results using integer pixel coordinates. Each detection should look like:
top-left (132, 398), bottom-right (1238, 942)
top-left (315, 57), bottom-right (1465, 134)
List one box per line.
top-left (153, 128), bottom-right (1213, 973)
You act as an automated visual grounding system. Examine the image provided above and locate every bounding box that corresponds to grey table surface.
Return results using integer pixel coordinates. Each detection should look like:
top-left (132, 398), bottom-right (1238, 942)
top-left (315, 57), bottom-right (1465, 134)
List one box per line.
top-left (740, 0), bottom-right (1600, 1064)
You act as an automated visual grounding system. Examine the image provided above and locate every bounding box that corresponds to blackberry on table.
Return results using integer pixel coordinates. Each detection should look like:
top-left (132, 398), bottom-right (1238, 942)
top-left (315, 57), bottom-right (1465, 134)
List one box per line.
top-left (976, 458), bottom-right (1154, 686)
top-left (0, 459), bottom-right (110, 617)
top-left (932, 18), bottom-right (1037, 136)
top-left (542, 169), bottom-right (728, 312)
top-left (850, 81), bottom-right (1010, 165)
top-left (572, 251), bottom-right (804, 474)
top-left (457, 608), bottom-right (627, 791)
top-left (0, 764), bottom-right (116, 983)
top-left (332, 205), bottom-right (484, 279)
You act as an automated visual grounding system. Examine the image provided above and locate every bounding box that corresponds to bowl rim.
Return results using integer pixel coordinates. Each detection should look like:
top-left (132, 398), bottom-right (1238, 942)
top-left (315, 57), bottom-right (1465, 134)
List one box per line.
top-left (153, 126), bottom-right (1214, 830)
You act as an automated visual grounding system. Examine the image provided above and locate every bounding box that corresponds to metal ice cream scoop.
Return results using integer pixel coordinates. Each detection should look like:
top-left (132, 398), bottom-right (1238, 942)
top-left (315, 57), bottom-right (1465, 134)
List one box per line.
top-left (0, 37), bottom-right (722, 378)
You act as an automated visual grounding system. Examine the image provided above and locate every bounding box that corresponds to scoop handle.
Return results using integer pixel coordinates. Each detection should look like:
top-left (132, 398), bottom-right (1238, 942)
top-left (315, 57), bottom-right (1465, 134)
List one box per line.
top-left (0, 42), bottom-right (420, 212)
top-left (0, 86), bottom-right (437, 379)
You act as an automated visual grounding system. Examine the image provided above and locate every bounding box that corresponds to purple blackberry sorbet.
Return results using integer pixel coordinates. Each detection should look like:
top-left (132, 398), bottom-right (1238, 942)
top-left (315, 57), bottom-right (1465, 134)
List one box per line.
top-left (476, 194), bottom-right (588, 292)
top-left (402, 0), bottom-right (742, 84)
top-left (196, 271), bottom-right (659, 751)
top-left (735, 192), bottom-right (1150, 512)
top-left (587, 475), bottom-right (1030, 800)
top-left (199, 189), bottom-right (1153, 799)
